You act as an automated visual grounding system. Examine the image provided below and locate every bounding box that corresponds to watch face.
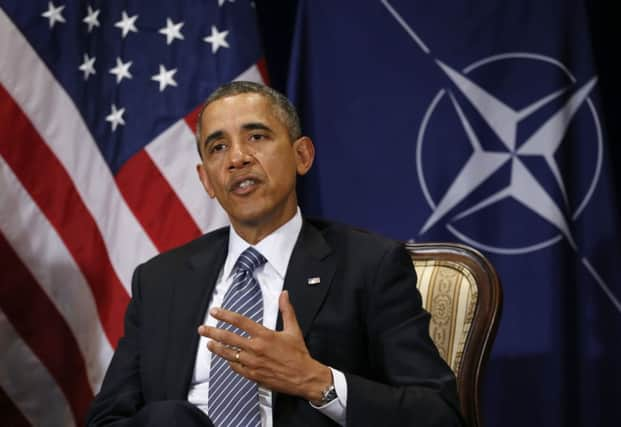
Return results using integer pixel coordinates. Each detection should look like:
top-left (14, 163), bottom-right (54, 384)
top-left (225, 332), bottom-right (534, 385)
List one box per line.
top-left (323, 386), bottom-right (337, 404)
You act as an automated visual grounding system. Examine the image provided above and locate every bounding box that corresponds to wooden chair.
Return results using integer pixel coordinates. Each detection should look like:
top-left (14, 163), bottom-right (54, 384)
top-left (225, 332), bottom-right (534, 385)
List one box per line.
top-left (405, 242), bottom-right (502, 427)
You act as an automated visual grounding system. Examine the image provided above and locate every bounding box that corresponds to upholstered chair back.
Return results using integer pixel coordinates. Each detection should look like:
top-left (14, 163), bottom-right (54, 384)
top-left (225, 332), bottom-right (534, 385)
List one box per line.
top-left (406, 242), bottom-right (502, 427)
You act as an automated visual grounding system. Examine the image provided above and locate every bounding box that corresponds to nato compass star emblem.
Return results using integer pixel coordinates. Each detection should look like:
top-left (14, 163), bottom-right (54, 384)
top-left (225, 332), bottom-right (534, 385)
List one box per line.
top-left (381, 0), bottom-right (620, 312)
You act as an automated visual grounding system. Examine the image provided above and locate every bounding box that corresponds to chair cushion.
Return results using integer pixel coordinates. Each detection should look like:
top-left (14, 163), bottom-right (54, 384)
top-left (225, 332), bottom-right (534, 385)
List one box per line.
top-left (414, 259), bottom-right (478, 376)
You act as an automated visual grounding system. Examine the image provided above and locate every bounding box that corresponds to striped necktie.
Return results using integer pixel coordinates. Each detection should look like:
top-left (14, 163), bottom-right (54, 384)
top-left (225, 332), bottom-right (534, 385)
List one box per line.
top-left (208, 247), bottom-right (266, 427)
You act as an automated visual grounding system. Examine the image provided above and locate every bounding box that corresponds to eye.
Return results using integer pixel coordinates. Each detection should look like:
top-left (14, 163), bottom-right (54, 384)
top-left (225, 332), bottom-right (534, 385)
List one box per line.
top-left (209, 142), bottom-right (227, 154)
top-left (249, 133), bottom-right (267, 142)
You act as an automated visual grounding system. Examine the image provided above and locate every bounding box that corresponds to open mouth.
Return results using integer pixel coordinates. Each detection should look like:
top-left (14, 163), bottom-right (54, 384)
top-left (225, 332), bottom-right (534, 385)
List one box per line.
top-left (231, 177), bottom-right (259, 194)
top-left (238, 179), bottom-right (255, 189)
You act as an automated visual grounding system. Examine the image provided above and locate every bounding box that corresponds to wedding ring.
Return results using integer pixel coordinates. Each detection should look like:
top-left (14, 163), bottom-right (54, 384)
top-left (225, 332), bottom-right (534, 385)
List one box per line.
top-left (235, 350), bottom-right (241, 362)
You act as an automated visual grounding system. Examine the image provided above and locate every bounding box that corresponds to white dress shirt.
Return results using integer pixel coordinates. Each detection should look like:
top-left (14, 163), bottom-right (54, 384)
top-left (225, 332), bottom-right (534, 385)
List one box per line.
top-left (187, 209), bottom-right (347, 426)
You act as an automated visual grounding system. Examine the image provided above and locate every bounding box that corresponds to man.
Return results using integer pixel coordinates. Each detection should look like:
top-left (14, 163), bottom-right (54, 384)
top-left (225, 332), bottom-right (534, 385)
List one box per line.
top-left (87, 81), bottom-right (463, 426)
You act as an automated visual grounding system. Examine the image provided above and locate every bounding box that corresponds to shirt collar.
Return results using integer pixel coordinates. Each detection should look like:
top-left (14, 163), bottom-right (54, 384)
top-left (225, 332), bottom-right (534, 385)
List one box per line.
top-left (223, 208), bottom-right (303, 280)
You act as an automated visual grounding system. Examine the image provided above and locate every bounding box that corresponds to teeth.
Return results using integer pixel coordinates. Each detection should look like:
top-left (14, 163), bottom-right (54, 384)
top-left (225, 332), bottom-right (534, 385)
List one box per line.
top-left (238, 179), bottom-right (254, 189)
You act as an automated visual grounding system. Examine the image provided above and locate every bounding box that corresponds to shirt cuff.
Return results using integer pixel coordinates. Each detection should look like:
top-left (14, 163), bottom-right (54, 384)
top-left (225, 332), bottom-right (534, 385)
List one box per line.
top-left (309, 367), bottom-right (347, 426)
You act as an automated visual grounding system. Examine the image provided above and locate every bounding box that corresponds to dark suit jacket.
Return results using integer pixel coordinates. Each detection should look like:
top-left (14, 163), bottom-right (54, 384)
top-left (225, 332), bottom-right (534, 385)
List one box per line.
top-left (87, 219), bottom-right (463, 426)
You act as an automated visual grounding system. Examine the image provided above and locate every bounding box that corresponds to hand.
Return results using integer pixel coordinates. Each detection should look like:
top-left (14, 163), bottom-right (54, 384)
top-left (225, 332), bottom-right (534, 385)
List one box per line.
top-left (198, 290), bottom-right (332, 401)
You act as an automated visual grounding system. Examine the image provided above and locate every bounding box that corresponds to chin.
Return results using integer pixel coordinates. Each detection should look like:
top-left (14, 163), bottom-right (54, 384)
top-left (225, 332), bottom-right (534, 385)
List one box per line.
top-left (229, 209), bottom-right (267, 227)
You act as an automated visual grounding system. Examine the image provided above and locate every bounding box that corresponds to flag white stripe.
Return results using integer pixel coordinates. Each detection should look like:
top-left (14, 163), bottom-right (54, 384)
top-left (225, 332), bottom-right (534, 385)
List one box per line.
top-left (0, 156), bottom-right (113, 392)
top-left (144, 120), bottom-right (229, 234)
top-left (0, 9), bottom-right (157, 293)
top-left (233, 64), bottom-right (264, 84)
top-left (0, 309), bottom-right (77, 427)
top-left (144, 64), bottom-right (264, 233)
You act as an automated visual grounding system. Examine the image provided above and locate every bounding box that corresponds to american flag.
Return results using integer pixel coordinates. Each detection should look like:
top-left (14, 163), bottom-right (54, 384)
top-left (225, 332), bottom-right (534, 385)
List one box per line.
top-left (0, 1), bottom-right (266, 425)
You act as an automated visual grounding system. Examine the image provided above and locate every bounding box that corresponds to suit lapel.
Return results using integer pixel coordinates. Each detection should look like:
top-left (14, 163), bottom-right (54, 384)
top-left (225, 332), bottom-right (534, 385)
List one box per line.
top-left (278, 221), bottom-right (336, 336)
top-left (164, 231), bottom-right (228, 399)
top-left (273, 220), bottom-right (337, 406)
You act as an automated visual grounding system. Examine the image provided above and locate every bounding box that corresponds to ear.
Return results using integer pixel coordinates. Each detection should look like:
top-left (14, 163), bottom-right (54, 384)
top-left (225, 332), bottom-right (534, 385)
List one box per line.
top-left (196, 163), bottom-right (216, 198)
top-left (293, 136), bottom-right (315, 176)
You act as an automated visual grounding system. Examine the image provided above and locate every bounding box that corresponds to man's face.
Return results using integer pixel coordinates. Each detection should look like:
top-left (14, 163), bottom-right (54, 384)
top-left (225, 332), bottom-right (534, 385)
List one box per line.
top-left (197, 93), bottom-right (314, 241)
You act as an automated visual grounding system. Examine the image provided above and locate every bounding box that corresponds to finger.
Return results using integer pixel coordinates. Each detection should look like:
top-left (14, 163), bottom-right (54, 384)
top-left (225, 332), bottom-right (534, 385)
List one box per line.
top-left (207, 341), bottom-right (261, 373)
top-left (199, 325), bottom-right (249, 349)
top-left (208, 340), bottom-right (241, 362)
top-left (279, 291), bottom-right (302, 335)
top-left (210, 307), bottom-right (266, 336)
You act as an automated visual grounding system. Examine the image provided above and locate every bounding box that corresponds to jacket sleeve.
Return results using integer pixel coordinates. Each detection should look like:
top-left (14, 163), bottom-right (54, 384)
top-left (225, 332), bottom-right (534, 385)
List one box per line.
top-left (85, 265), bottom-right (145, 427)
top-left (345, 245), bottom-right (464, 427)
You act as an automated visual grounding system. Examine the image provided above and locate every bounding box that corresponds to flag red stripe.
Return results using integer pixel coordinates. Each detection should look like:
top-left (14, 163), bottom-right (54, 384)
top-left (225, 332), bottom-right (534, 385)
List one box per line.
top-left (0, 85), bottom-right (128, 346)
top-left (256, 58), bottom-right (270, 85)
top-left (184, 103), bottom-right (202, 137)
top-left (116, 150), bottom-right (202, 252)
top-left (0, 386), bottom-right (31, 427)
top-left (0, 234), bottom-right (93, 425)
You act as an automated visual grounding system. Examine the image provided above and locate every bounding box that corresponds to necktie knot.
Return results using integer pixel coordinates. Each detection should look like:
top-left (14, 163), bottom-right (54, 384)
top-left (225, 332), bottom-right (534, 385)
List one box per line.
top-left (234, 247), bottom-right (266, 275)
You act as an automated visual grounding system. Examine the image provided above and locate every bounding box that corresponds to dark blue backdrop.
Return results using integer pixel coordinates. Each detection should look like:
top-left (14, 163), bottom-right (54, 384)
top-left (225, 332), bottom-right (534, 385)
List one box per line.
top-left (255, 1), bottom-right (621, 426)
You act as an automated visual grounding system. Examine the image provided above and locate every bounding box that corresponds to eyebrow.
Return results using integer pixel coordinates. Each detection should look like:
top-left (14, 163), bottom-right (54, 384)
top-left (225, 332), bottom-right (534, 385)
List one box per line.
top-left (242, 122), bottom-right (273, 133)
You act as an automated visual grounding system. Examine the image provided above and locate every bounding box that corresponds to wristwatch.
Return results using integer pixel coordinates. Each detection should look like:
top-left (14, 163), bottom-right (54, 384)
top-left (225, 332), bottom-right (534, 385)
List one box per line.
top-left (316, 382), bottom-right (338, 406)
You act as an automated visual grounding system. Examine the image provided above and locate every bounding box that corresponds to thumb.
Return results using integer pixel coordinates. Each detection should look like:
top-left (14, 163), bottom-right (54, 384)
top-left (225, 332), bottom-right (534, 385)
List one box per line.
top-left (279, 290), bottom-right (302, 336)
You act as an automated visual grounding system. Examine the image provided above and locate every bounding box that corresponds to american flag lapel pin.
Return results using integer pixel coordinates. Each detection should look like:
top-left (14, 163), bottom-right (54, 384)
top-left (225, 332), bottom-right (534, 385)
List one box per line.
top-left (307, 277), bottom-right (321, 285)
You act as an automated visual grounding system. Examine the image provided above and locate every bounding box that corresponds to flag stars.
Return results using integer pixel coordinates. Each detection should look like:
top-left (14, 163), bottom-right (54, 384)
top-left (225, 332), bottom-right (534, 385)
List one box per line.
top-left (106, 104), bottom-right (126, 131)
top-left (83, 6), bottom-right (100, 32)
top-left (41, 2), bottom-right (66, 28)
top-left (159, 18), bottom-right (184, 45)
top-left (109, 57), bottom-right (133, 83)
top-left (203, 26), bottom-right (229, 53)
top-left (218, 0), bottom-right (235, 6)
top-left (79, 54), bottom-right (96, 80)
top-left (151, 65), bottom-right (178, 92)
top-left (115, 11), bottom-right (139, 38)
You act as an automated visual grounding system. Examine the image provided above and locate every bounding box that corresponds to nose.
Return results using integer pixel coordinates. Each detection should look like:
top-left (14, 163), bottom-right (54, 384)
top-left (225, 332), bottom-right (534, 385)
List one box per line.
top-left (227, 140), bottom-right (253, 170)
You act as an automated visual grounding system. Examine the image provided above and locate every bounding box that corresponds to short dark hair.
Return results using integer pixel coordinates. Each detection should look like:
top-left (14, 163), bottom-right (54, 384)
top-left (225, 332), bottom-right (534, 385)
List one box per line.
top-left (195, 81), bottom-right (302, 156)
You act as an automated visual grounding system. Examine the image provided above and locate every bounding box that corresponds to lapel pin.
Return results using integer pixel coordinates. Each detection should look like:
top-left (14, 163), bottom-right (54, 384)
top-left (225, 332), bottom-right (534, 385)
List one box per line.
top-left (307, 277), bottom-right (321, 285)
